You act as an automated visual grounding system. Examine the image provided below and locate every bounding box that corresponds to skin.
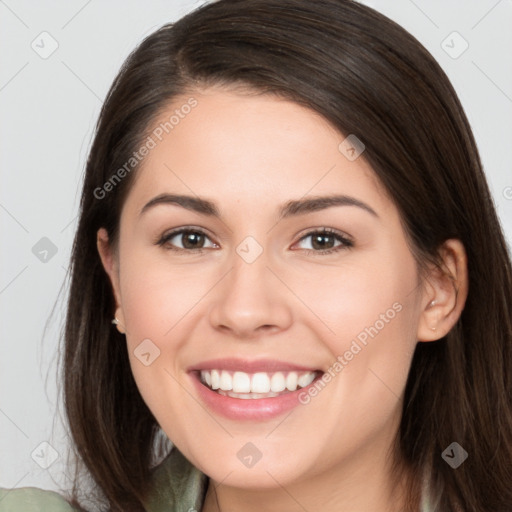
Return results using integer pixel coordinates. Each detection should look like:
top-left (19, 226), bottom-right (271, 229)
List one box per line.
top-left (97, 88), bottom-right (468, 512)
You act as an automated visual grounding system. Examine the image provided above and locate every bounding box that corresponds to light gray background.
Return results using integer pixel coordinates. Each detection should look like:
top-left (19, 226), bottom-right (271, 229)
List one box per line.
top-left (1, 0), bottom-right (511, 493)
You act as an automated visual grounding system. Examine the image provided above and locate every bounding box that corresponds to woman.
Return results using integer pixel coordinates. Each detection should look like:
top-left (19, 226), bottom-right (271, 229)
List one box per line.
top-left (1, 0), bottom-right (511, 511)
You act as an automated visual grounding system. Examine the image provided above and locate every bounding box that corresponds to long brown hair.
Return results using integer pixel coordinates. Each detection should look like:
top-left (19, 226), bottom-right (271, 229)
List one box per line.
top-left (61, 0), bottom-right (512, 510)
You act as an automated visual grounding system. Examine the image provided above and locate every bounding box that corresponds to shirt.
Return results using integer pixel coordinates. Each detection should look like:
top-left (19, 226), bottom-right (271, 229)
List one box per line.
top-left (0, 448), bottom-right (435, 511)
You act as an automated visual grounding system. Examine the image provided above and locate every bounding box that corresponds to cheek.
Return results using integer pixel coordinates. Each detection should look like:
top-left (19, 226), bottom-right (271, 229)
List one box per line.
top-left (289, 246), bottom-right (418, 356)
top-left (119, 249), bottom-right (211, 339)
top-left (289, 247), bottom-right (419, 422)
top-left (116, 249), bottom-right (204, 409)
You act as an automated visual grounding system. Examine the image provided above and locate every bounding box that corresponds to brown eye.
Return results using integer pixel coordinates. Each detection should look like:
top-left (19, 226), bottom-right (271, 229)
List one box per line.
top-left (157, 228), bottom-right (218, 252)
top-left (179, 231), bottom-right (206, 249)
top-left (294, 229), bottom-right (353, 254)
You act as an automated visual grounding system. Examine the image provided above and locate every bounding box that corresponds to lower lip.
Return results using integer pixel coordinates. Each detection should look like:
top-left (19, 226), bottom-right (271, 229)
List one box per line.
top-left (189, 372), bottom-right (322, 421)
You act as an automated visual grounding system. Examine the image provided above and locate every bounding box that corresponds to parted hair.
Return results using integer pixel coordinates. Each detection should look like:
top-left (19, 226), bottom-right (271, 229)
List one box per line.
top-left (61, 1), bottom-right (512, 510)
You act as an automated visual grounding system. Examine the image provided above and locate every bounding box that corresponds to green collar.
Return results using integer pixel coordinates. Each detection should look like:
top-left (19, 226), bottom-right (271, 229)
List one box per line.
top-left (144, 448), bottom-right (208, 512)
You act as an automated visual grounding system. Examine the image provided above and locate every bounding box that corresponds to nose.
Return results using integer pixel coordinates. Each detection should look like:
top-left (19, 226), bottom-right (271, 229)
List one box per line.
top-left (208, 250), bottom-right (293, 340)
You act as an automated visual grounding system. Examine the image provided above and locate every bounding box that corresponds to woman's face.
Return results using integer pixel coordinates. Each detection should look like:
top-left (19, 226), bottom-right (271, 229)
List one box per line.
top-left (99, 88), bottom-right (431, 489)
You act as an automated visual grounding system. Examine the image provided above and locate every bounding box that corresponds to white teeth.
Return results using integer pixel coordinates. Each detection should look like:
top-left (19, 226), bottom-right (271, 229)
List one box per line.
top-left (218, 390), bottom-right (281, 399)
top-left (286, 372), bottom-right (298, 391)
top-left (232, 371), bottom-right (251, 393)
top-left (270, 372), bottom-right (286, 392)
top-left (219, 370), bottom-right (232, 391)
top-left (251, 372), bottom-right (271, 393)
top-left (199, 369), bottom-right (318, 396)
top-left (298, 372), bottom-right (315, 388)
top-left (210, 369), bottom-right (220, 390)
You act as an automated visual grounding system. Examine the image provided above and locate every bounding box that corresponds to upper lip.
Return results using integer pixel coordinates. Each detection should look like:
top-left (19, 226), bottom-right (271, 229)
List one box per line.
top-left (188, 358), bottom-right (321, 373)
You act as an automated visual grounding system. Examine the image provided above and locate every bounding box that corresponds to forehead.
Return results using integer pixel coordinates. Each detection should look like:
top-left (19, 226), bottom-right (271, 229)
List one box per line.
top-left (123, 88), bottom-right (393, 220)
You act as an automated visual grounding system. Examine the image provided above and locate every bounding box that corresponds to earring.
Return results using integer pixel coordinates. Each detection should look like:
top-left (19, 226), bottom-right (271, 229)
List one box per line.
top-left (112, 317), bottom-right (125, 334)
top-left (429, 300), bottom-right (437, 331)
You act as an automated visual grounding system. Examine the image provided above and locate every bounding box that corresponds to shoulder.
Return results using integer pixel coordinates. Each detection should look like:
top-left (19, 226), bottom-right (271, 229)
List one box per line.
top-left (0, 487), bottom-right (79, 512)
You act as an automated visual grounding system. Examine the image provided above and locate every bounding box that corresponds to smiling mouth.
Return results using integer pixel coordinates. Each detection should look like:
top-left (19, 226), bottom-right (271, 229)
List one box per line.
top-left (197, 369), bottom-right (322, 399)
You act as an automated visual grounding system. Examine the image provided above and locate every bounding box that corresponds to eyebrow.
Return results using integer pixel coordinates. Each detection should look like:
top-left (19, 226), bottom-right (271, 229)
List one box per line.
top-left (139, 193), bottom-right (379, 220)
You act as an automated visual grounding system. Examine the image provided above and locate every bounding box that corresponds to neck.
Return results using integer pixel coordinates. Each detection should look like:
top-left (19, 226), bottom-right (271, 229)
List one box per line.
top-left (201, 440), bottom-right (416, 512)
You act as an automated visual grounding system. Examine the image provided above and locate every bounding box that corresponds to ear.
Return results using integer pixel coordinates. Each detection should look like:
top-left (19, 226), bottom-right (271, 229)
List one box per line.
top-left (417, 239), bottom-right (468, 342)
top-left (97, 227), bottom-right (126, 334)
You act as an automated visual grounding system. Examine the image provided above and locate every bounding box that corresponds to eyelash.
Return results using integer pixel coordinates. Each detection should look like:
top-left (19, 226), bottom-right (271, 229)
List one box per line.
top-left (156, 227), bottom-right (354, 256)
